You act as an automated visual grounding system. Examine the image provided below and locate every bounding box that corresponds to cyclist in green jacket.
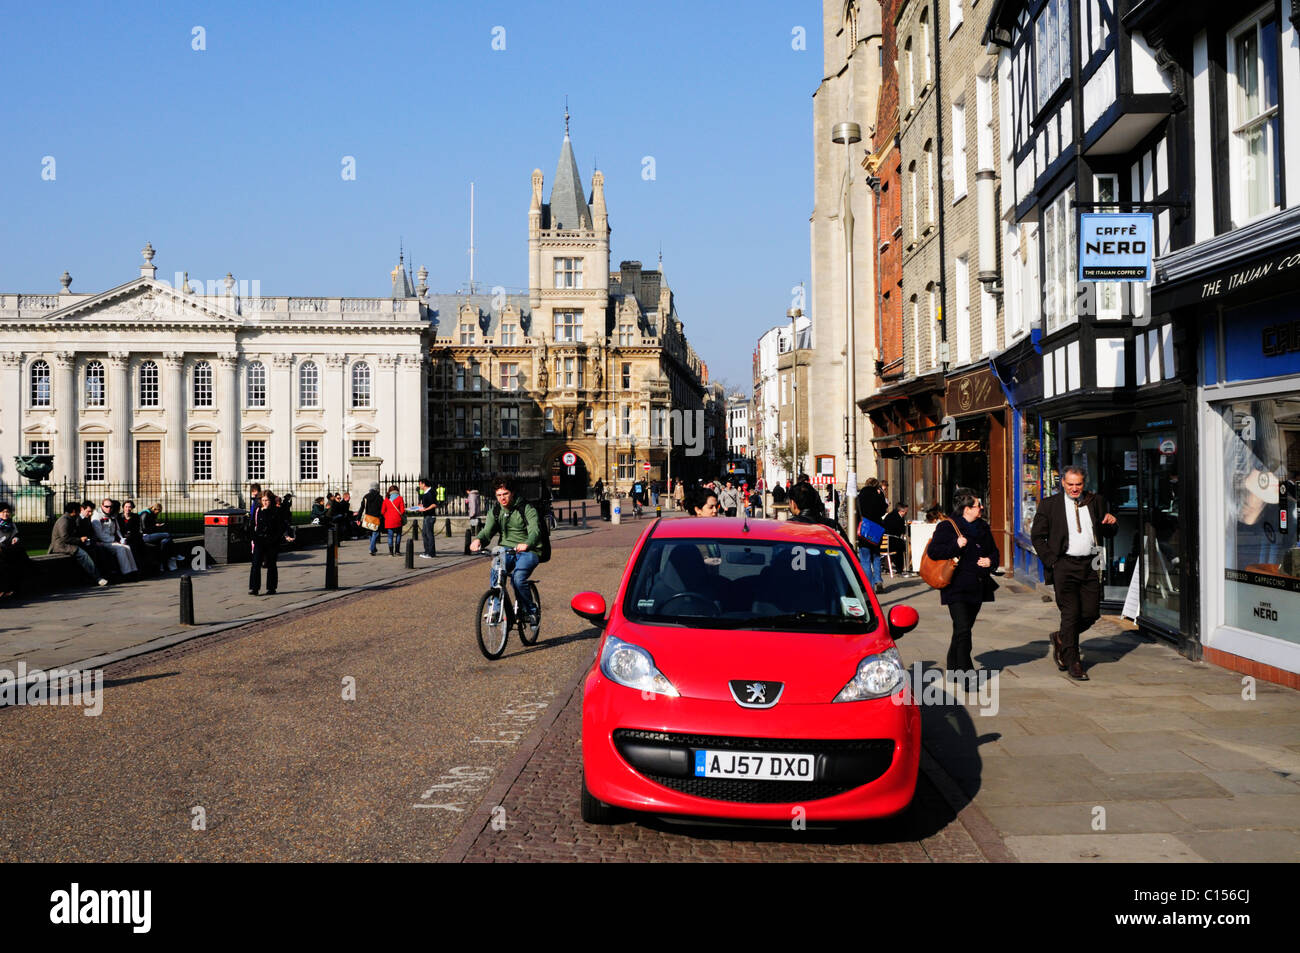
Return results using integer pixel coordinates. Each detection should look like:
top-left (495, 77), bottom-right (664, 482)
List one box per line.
top-left (470, 478), bottom-right (541, 622)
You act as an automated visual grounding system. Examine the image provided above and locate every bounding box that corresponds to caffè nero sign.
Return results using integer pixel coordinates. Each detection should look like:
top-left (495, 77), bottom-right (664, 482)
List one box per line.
top-left (1079, 213), bottom-right (1154, 281)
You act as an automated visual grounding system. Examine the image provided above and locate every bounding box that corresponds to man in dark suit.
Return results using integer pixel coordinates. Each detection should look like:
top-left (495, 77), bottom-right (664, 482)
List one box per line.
top-left (1031, 466), bottom-right (1118, 681)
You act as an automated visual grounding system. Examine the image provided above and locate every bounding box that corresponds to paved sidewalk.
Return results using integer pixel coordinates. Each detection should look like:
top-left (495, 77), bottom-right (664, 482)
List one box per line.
top-left (875, 572), bottom-right (1300, 862)
top-left (0, 526), bottom-right (591, 673)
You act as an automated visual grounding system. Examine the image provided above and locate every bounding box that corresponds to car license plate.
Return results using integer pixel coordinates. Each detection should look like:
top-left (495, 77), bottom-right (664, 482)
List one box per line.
top-left (694, 750), bottom-right (815, 781)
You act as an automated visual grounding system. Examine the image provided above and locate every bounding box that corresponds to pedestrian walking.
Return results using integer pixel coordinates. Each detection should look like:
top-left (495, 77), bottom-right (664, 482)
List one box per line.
top-left (1030, 465), bottom-right (1118, 681)
top-left (361, 483), bottom-right (384, 555)
top-left (416, 477), bottom-right (438, 558)
top-left (925, 487), bottom-right (1000, 674)
top-left (249, 490), bottom-right (288, 596)
top-left (382, 484), bottom-right (405, 556)
top-left (856, 477), bottom-right (889, 588)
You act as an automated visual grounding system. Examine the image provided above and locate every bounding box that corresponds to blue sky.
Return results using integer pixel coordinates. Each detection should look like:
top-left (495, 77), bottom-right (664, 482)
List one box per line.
top-left (1, 1), bottom-right (825, 390)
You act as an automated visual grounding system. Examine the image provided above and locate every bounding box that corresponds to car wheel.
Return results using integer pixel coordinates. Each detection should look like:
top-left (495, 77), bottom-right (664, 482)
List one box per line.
top-left (580, 773), bottom-right (619, 825)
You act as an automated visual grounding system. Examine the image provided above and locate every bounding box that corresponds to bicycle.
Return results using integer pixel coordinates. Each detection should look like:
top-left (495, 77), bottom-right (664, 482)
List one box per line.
top-left (475, 546), bottom-right (542, 660)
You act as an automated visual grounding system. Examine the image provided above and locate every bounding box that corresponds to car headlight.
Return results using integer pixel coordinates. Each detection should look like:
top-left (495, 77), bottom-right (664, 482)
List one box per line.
top-left (600, 635), bottom-right (679, 697)
top-left (834, 647), bottom-right (905, 702)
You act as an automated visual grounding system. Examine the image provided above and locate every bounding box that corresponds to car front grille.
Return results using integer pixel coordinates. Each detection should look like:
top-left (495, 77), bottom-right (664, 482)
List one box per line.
top-left (612, 729), bottom-right (896, 804)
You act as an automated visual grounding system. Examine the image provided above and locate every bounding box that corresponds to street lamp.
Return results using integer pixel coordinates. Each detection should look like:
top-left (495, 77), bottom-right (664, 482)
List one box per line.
top-left (478, 443), bottom-right (490, 474)
top-left (786, 307), bottom-right (802, 485)
top-left (832, 120), bottom-right (862, 541)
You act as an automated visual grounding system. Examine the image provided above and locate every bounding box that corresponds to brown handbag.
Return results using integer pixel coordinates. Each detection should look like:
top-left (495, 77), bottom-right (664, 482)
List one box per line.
top-left (919, 517), bottom-right (964, 589)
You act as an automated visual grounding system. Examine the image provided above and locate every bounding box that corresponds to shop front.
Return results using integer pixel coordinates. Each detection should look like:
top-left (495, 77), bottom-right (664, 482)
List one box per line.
top-left (1015, 345), bottom-right (1197, 652)
top-left (941, 366), bottom-right (1012, 567)
top-left (1156, 208), bottom-right (1300, 685)
top-left (861, 371), bottom-right (945, 516)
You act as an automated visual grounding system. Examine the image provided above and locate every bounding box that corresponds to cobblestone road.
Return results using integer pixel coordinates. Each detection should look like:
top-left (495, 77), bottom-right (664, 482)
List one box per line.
top-left (453, 677), bottom-right (988, 862)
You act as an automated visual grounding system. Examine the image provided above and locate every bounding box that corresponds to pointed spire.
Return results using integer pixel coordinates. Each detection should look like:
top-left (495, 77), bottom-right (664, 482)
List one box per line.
top-left (550, 114), bottom-right (591, 230)
top-left (564, 96), bottom-right (570, 137)
top-left (392, 244), bottom-right (414, 298)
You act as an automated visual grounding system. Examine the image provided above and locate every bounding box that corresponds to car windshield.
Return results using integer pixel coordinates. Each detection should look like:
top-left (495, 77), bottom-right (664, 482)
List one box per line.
top-left (622, 538), bottom-right (877, 632)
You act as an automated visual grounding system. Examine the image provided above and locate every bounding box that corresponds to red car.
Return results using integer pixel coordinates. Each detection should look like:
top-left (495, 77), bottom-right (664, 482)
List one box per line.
top-left (571, 516), bottom-right (920, 825)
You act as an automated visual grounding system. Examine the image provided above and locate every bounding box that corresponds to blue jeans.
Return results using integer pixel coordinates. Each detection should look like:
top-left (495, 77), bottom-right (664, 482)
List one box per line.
top-left (862, 546), bottom-right (883, 586)
top-left (422, 515), bottom-right (438, 556)
top-left (372, 527), bottom-right (401, 553)
top-left (501, 550), bottom-right (539, 617)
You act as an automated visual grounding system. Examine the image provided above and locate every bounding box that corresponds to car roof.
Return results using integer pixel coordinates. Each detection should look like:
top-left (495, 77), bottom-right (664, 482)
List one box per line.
top-left (648, 517), bottom-right (844, 545)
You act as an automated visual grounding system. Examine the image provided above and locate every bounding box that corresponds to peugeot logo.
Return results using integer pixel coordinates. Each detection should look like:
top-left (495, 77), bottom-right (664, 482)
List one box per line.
top-left (728, 679), bottom-right (784, 709)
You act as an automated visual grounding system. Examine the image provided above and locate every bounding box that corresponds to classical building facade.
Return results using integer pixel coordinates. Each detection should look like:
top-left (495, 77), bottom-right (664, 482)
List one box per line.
top-left (0, 244), bottom-right (427, 499)
top-left (425, 127), bottom-right (707, 496)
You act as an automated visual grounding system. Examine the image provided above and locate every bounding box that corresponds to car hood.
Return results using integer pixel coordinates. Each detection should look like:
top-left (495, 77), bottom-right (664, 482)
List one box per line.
top-left (608, 619), bottom-right (897, 705)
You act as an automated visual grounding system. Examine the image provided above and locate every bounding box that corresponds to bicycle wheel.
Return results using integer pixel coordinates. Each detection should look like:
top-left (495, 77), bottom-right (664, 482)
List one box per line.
top-left (476, 589), bottom-right (510, 660)
top-left (518, 583), bottom-right (541, 645)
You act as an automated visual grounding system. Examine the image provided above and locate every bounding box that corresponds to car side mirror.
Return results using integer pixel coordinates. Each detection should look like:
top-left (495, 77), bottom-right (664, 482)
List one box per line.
top-left (888, 604), bottom-right (919, 640)
top-left (571, 591), bottom-right (608, 629)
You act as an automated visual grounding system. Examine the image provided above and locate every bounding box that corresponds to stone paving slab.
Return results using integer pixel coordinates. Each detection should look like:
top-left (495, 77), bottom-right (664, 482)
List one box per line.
top-left (878, 572), bottom-right (1300, 862)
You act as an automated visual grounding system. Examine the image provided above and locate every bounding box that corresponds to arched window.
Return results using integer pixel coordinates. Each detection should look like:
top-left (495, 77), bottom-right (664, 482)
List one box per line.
top-left (299, 360), bottom-right (319, 408)
top-left (920, 9), bottom-right (932, 84)
top-left (193, 360), bottom-right (213, 407)
top-left (30, 360), bottom-right (51, 407)
top-left (139, 360), bottom-right (159, 407)
top-left (351, 361), bottom-right (371, 409)
top-left (904, 37), bottom-right (915, 107)
top-left (246, 361), bottom-right (266, 408)
top-left (85, 360), bottom-right (105, 407)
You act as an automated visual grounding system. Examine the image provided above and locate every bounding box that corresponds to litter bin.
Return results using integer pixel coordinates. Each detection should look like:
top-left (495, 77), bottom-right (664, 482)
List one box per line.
top-left (600, 499), bottom-right (611, 522)
top-left (204, 507), bottom-right (250, 563)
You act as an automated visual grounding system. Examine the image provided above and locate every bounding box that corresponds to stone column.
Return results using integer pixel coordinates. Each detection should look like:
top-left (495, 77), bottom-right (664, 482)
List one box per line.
top-left (161, 352), bottom-right (185, 484)
top-left (218, 353), bottom-right (240, 487)
top-left (377, 354), bottom-right (400, 477)
top-left (0, 353), bottom-right (22, 483)
top-left (271, 354), bottom-right (295, 485)
top-left (107, 352), bottom-right (131, 484)
top-left (52, 351), bottom-right (77, 483)
top-left (397, 353), bottom-right (424, 474)
top-left (325, 353), bottom-right (347, 484)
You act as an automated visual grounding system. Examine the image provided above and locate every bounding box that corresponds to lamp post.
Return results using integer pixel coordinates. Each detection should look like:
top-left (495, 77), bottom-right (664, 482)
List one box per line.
top-left (832, 120), bottom-right (862, 543)
top-left (786, 307), bottom-right (801, 485)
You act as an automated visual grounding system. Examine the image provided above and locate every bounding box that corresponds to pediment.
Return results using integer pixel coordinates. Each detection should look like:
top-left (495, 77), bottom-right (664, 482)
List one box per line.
top-left (44, 278), bottom-right (240, 326)
top-left (78, 423), bottom-right (111, 434)
top-left (129, 421), bottom-right (168, 435)
top-left (345, 421), bottom-right (379, 435)
top-left (186, 422), bottom-right (219, 434)
top-left (23, 422), bottom-right (57, 434)
top-left (293, 422), bottom-right (325, 434)
top-left (241, 423), bottom-right (274, 435)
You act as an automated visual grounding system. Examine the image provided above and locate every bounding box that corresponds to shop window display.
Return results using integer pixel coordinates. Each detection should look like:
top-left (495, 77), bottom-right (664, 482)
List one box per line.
top-left (1221, 395), bottom-right (1300, 645)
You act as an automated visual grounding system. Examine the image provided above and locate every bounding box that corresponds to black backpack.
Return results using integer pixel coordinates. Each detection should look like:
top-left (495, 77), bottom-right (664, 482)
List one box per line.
top-left (493, 500), bottom-right (551, 563)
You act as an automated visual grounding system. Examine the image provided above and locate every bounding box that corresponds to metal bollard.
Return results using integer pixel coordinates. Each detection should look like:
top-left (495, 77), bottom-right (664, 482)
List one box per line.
top-left (180, 574), bottom-right (195, 625)
top-left (571, 508), bottom-right (578, 526)
top-left (411, 519), bottom-right (420, 541)
top-left (325, 526), bottom-right (339, 590)
top-left (656, 504), bottom-right (662, 518)
top-left (405, 537), bottom-right (415, 568)
top-left (581, 502), bottom-right (588, 528)
top-left (464, 526), bottom-right (473, 554)
top-left (445, 517), bottom-right (452, 537)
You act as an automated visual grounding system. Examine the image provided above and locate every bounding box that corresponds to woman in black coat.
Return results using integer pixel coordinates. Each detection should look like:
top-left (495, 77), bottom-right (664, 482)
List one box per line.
top-left (925, 487), bottom-right (1000, 672)
top-left (856, 478), bottom-right (890, 588)
top-left (249, 490), bottom-right (287, 596)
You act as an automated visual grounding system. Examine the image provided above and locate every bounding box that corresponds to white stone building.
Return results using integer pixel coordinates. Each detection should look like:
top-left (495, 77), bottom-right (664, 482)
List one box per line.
top-left (0, 243), bottom-right (428, 498)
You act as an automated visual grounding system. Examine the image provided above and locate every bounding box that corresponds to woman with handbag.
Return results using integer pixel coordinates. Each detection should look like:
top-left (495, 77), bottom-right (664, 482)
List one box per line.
top-left (361, 482), bottom-right (385, 555)
top-left (856, 477), bottom-right (890, 590)
top-left (925, 487), bottom-right (1000, 673)
top-left (381, 484), bottom-right (406, 556)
